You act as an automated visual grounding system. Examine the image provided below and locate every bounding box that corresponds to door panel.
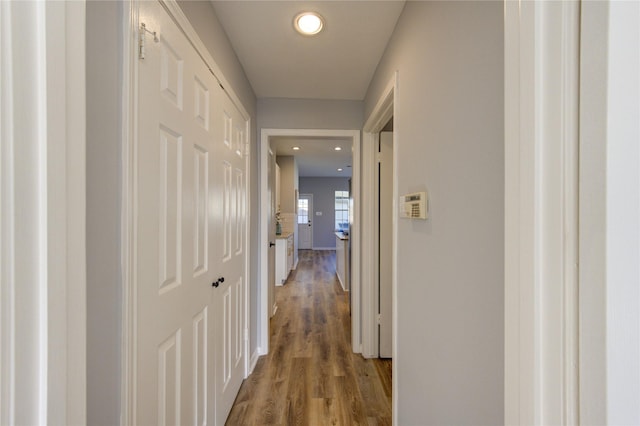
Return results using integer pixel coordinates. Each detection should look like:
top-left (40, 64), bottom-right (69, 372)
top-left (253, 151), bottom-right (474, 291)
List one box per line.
top-left (136, 2), bottom-right (247, 425)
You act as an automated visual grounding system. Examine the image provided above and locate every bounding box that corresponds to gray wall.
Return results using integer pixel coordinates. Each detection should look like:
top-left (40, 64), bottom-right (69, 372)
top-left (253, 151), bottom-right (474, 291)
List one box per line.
top-left (364, 2), bottom-right (504, 424)
top-left (299, 177), bottom-right (350, 249)
top-left (86, 2), bottom-right (122, 423)
top-left (86, 2), bottom-right (257, 423)
top-left (257, 98), bottom-right (363, 130)
top-left (177, 0), bottom-right (259, 357)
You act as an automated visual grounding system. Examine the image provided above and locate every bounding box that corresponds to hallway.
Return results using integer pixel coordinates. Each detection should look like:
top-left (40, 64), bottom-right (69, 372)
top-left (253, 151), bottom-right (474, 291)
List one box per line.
top-left (227, 250), bottom-right (392, 425)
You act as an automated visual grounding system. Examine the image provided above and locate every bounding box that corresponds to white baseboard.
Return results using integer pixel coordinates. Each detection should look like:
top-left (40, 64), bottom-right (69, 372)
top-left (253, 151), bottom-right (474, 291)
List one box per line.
top-left (249, 349), bottom-right (259, 374)
top-left (313, 246), bottom-right (336, 251)
top-left (336, 273), bottom-right (347, 292)
top-left (292, 259), bottom-right (298, 270)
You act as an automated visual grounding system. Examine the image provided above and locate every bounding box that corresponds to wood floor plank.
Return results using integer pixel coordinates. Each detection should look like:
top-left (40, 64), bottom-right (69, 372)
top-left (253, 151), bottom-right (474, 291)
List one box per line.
top-left (226, 250), bottom-right (392, 425)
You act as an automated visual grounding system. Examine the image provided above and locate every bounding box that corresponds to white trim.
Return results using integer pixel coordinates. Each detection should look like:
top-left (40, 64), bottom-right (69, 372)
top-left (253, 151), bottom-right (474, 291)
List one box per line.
top-left (362, 73), bottom-right (398, 426)
top-left (351, 131), bottom-right (362, 353)
top-left (360, 133), bottom-right (377, 358)
top-left (259, 129), bottom-right (361, 355)
top-left (243, 118), bottom-right (252, 379)
top-left (579, 2), bottom-right (640, 423)
top-left (504, 1), bottom-right (580, 423)
top-left (0, 2), bottom-right (87, 423)
top-left (248, 349), bottom-right (259, 375)
top-left (121, 2), bottom-right (138, 424)
top-left (311, 247), bottom-right (335, 251)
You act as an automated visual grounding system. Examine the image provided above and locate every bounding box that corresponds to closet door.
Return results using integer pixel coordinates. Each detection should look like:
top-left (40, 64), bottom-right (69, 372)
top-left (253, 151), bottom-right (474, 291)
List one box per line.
top-left (135, 2), bottom-right (247, 424)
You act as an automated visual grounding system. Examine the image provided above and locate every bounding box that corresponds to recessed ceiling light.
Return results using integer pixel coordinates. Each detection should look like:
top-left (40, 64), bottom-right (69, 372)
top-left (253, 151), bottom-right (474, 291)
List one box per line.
top-left (294, 12), bottom-right (324, 36)
top-left (334, 146), bottom-right (342, 151)
top-left (337, 168), bottom-right (343, 172)
top-left (293, 146), bottom-right (300, 150)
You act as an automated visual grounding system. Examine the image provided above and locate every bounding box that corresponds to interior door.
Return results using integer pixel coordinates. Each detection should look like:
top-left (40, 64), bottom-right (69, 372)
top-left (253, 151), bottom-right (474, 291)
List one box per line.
top-left (136, 2), bottom-right (247, 425)
top-left (211, 75), bottom-right (248, 426)
top-left (136, 2), bottom-right (213, 424)
top-left (298, 194), bottom-right (313, 249)
top-left (378, 132), bottom-right (393, 358)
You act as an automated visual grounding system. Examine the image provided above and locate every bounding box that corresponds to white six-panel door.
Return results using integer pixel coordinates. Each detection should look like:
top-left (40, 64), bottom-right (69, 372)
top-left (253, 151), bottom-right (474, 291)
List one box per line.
top-left (136, 2), bottom-right (247, 424)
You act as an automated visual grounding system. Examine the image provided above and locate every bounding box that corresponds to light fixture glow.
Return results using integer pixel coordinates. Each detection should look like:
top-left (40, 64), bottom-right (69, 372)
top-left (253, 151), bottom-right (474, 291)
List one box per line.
top-left (293, 146), bottom-right (300, 150)
top-left (294, 12), bottom-right (324, 36)
top-left (334, 146), bottom-right (342, 151)
top-left (337, 168), bottom-right (343, 172)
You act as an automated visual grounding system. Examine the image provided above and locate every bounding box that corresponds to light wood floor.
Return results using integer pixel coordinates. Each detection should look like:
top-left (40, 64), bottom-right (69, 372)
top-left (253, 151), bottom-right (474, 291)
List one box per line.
top-left (226, 250), bottom-right (392, 425)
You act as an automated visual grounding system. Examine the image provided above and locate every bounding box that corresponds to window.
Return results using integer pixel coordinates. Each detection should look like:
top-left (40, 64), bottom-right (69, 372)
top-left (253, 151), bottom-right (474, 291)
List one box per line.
top-left (335, 190), bottom-right (349, 231)
top-left (298, 198), bottom-right (309, 224)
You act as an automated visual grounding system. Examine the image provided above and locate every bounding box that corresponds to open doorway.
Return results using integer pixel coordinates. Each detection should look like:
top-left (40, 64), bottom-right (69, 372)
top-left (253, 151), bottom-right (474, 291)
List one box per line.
top-left (258, 129), bottom-right (361, 355)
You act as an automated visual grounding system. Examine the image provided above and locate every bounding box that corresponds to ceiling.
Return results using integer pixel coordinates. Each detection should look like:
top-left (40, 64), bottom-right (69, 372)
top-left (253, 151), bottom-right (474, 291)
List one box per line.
top-left (210, 1), bottom-right (401, 176)
top-left (271, 136), bottom-right (353, 178)
top-left (210, 1), bottom-right (406, 100)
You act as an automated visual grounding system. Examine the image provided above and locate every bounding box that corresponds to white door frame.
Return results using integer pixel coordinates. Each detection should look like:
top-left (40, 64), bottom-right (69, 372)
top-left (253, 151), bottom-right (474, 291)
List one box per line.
top-left (504, 1), bottom-right (580, 423)
top-left (259, 129), bottom-right (361, 355)
top-left (362, 73), bottom-right (398, 424)
top-left (0, 1), bottom-right (86, 424)
top-left (579, 2), bottom-right (640, 424)
top-left (297, 193), bottom-right (313, 249)
top-left (121, 1), bottom-right (252, 423)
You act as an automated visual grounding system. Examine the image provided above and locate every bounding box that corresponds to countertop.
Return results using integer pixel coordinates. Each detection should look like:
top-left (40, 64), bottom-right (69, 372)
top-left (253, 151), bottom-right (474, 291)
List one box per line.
top-left (335, 231), bottom-right (349, 241)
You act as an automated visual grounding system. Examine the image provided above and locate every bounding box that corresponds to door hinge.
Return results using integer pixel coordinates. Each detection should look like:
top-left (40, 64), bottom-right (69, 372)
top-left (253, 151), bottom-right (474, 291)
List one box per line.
top-left (377, 313), bottom-right (382, 325)
top-left (376, 152), bottom-right (382, 163)
top-left (139, 22), bottom-right (159, 60)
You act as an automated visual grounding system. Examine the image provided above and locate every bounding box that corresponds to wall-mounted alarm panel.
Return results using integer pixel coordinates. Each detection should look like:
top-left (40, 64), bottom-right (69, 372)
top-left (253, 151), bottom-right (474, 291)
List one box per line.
top-left (400, 191), bottom-right (428, 219)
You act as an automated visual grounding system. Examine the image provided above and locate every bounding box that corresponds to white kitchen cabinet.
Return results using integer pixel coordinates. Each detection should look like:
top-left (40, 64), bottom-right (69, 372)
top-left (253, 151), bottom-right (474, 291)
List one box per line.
top-left (335, 232), bottom-right (349, 291)
top-left (276, 233), bottom-right (294, 285)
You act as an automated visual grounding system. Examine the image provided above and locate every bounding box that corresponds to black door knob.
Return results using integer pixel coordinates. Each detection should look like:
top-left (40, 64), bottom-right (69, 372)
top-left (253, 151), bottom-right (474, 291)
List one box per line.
top-left (269, 242), bottom-right (275, 247)
top-left (212, 279), bottom-right (219, 288)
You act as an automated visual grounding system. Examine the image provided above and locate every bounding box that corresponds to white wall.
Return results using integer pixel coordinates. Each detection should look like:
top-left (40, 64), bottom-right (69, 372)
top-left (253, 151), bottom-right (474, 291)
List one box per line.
top-left (299, 177), bottom-right (350, 249)
top-left (364, 2), bottom-right (504, 424)
top-left (580, 1), bottom-right (640, 424)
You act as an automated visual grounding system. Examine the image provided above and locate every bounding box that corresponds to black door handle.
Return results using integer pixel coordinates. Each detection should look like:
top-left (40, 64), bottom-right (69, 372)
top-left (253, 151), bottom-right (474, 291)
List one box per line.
top-left (211, 277), bottom-right (224, 288)
top-left (269, 242), bottom-right (275, 247)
